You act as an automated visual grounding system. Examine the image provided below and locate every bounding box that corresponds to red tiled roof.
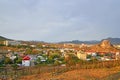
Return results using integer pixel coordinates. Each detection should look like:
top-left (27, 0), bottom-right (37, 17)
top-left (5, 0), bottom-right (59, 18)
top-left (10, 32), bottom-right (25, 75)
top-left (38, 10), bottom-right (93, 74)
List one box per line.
top-left (23, 56), bottom-right (30, 60)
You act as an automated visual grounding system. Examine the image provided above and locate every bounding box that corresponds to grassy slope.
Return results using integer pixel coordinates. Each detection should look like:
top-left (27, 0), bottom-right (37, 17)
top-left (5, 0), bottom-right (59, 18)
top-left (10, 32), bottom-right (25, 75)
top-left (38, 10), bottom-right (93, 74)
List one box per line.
top-left (20, 66), bottom-right (120, 80)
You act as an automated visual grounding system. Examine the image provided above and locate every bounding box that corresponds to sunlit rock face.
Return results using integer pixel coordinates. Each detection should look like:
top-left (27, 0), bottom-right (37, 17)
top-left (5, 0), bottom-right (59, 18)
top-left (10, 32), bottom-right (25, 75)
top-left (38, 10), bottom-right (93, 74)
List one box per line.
top-left (83, 39), bottom-right (120, 53)
top-left (99, 40), bottom-right (113, 48)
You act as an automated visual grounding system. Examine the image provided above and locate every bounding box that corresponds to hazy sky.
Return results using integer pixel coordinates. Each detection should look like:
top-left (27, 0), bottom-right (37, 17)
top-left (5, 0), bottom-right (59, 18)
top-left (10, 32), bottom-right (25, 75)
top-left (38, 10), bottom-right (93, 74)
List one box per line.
top-left (0, 0), bottom-right (120, 42)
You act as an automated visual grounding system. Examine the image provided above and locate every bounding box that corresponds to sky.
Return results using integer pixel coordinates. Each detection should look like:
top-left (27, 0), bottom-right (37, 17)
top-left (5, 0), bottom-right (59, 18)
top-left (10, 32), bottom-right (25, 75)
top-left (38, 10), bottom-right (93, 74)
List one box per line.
top-left (0, 0), bottom-right (120, 42)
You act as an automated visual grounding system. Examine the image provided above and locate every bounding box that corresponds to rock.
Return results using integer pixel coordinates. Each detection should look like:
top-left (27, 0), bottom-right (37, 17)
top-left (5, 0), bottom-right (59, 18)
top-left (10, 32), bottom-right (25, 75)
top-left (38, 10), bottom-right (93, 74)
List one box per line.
top-left (99, 40), bottom-right (113, 48)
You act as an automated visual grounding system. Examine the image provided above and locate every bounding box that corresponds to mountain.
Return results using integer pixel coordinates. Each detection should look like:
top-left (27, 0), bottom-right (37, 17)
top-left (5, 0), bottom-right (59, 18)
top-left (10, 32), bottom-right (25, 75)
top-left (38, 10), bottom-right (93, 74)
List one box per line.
top-left (99, 40), bottom-right (113, 48)
top-left (0, 36), bottom-right (11, 41)
top-left (0, 36), bottom-right (120, 44)
top-left (87, 40), bottom-right (120, 52)
top-left (104, 37), bottom-right (120, 44)
top-left (59, 38), bottom-right (120, 44)
top-left (59, 40), bottom-right (100, 44)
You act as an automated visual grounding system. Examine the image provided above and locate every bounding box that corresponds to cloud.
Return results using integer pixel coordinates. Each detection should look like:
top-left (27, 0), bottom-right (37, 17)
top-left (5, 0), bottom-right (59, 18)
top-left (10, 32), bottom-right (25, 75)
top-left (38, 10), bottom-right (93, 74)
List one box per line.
top-left (0, 0), bottom-right (120, 42)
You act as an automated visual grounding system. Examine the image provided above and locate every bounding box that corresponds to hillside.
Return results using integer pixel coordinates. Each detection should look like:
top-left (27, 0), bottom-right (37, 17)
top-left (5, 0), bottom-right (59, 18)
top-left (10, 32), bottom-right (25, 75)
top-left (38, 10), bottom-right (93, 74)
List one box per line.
top-left (20, 66), bottom-right (120, 80)
top-left (59, 40), bottom-right (99, 44)
top-left (0, 36), bottom-right (11, 41)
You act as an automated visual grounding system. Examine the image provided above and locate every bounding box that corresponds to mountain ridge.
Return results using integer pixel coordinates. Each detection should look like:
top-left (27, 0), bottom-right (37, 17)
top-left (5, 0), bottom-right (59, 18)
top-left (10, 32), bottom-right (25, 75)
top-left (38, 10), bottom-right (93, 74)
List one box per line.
top-left (0, 36), bottom-right (120, 44)
top-left (59, 38), bottom-right (120, 44)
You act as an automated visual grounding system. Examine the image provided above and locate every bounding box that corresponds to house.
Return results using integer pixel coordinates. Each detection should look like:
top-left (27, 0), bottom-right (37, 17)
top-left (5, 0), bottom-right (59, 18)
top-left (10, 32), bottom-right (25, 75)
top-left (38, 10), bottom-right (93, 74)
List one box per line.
top-left (37, 55), bottom-right (47, 62)
top-left (116, 52), bottom-right (120, 60)
top-left (4, 40), bottom-right (21, 46)
top-left (22, 56), bottom-right (31, 66)
top-left (30, 45), bottom-right (36, 48)
top-left (76, 51), bottom-right (87, 60)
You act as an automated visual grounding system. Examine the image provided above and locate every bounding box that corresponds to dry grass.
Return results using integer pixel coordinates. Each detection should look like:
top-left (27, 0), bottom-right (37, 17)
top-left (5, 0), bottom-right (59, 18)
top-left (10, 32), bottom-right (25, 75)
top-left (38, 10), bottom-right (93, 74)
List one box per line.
top-left (20, 66), bottom-right (120, 80)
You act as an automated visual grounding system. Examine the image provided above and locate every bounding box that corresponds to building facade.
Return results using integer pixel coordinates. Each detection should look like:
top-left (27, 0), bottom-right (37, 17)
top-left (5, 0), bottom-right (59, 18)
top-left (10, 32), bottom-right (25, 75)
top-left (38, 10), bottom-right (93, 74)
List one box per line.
top-left (4, 40), bottom-right (21, 46)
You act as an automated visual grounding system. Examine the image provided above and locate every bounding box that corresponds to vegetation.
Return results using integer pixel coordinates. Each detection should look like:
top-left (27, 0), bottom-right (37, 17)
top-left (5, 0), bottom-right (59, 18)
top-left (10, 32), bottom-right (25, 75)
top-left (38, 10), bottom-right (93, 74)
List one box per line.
top-left (0, 37), bottom-right (120, 79)
top-left (1, 60), bottom-right (120, 80)
top-left (4, 57), bottom-right (12, 64)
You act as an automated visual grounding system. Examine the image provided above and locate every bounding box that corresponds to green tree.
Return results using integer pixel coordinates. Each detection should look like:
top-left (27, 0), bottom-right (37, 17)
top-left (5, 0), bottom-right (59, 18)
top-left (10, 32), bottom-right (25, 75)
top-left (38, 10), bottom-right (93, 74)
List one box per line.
top-left (25, 48), bottom-right (32, 54)
top-left (46, 57), bottom-right (54, 64)
top-left (87, 55), bottom-right (92, 59)
top-left (50, 53), bottom-right (60, 59)
top-left (65, 54), bottom-right (80, 66)
top-left (16, 57), bottom-right (22, 64)
top-left (36, 57), bottom-right (41, 64)
top-left (4, 57), bottom-right (12, 64)
top-left (54, 60), bottom-right (60, 66)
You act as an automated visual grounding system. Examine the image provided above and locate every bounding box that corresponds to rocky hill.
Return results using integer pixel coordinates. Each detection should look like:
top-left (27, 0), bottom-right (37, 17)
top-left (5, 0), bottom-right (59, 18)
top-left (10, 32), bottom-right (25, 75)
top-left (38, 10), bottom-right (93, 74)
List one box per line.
top-left (104, 37), bottom-right (120, 44)
top-left (88, 40), bottom-right (120, 53)
top-left (99, 40), bottom-right (113, 48)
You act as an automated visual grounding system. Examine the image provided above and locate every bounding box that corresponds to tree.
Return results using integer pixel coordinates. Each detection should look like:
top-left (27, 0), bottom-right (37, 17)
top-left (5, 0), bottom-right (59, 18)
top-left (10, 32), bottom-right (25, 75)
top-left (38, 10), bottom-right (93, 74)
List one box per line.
top-left (16, 57), bottom-right (22, 64)
top-left (54, 60), bottom-right (60, 66)
top-left (49, 53), bottom-right (60, 59)
top-left (36, 57), bottom-right (41, 64)
top-left (32, 49), bottom-right (39, 54)
top-left (25, 48), bottom-right (32, 54)
top-left (4, 57), bottom-right (12, 64)
top-left (46, 57), bottom-right (54, 64)
top-left (87, 55), bottom-right (92, 59)
top-left (65, 54), bottom-right (80, 66)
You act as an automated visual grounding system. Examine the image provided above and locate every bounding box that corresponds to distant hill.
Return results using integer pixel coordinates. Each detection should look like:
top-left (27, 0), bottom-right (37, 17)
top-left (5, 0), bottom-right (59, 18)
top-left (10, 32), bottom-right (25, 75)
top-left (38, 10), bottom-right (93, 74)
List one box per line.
top-left (104, 37), bottom-right (120, 44)
top-left (59, 40), bottom-right (100, 44)
top-left (0, 36), bottom-right (11, 41)
top-left (59, 38), bottom-right (120, 45)
top-left (0, 36), bottom-right (120, 44)
top-left (78, 40), bottom-right (120, 53)
top-left (89, 40), bottom-right (120, 52)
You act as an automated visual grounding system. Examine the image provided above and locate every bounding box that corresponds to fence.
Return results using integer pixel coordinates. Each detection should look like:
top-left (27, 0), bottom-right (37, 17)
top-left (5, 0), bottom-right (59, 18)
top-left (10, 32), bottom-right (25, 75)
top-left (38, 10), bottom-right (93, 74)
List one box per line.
top-left (1, 60), bottom-right (120, 80)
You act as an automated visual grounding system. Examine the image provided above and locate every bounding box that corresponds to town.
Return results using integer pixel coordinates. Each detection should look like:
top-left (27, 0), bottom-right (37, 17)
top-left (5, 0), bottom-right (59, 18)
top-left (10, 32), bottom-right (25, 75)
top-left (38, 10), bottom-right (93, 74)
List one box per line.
top-left (1, 0), bottom-right (120, 79)
top-left (0, 39), bottom-right (120, 67)
top-left (0, 37), bottom-right (120, 80)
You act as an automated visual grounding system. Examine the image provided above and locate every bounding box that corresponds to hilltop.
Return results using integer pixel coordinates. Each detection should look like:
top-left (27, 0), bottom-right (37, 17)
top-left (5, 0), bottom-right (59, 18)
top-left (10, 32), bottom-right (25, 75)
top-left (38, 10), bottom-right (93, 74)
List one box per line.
top-left (0, 36), bottom-right (11, 41)
top-left (88, 40), bottom-right (120, 53)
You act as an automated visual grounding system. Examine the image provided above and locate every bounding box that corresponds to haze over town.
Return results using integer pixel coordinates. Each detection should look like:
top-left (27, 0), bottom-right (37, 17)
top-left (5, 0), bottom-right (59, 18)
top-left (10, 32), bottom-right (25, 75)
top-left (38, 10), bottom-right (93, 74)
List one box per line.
top-left (0, 0), bottom-right (120, 42)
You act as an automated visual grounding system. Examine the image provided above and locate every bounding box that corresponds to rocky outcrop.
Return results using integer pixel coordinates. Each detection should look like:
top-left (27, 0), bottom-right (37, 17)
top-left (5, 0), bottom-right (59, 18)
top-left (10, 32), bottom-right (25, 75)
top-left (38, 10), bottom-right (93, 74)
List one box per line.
top-left (87, 40), bottom-right (120, 53)
top-left (99, 40), bottom-right (113, 48)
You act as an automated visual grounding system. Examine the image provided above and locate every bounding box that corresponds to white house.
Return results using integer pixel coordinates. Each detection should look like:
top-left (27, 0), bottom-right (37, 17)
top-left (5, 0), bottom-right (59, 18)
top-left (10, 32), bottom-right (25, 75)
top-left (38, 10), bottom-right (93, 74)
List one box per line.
top-left (37, 55), bottom-right (47, 62)
top-left (22, 56), bottom-right (31, 66)
top-left (4, 40), bottom-right (21, 46)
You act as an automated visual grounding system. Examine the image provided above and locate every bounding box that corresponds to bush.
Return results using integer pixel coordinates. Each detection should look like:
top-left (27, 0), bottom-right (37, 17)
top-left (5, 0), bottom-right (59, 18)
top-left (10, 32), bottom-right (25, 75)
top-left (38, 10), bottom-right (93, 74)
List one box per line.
top-left (4, 57), bottom-right (12, 64)
top-left (54, 60), bottom-right (61, 66)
